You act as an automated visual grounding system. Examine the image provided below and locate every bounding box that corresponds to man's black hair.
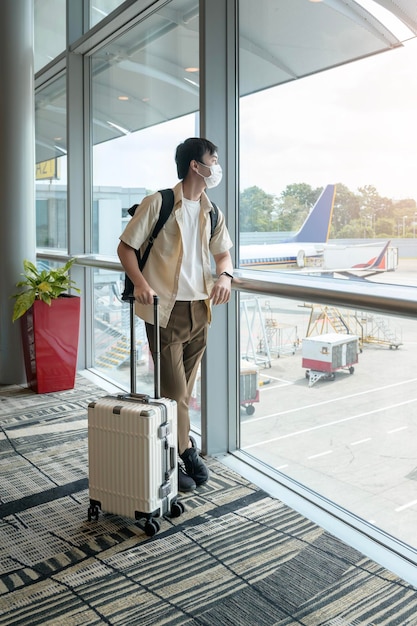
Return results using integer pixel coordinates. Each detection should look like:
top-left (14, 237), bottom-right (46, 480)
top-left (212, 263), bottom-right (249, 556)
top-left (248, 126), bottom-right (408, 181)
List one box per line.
top-left (175, 137), bottom-right (218, 180)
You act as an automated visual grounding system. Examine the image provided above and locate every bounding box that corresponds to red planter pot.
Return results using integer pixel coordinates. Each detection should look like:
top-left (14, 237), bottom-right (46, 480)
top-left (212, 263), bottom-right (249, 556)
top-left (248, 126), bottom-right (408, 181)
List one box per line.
top-left (20, 295), bottom-right (81, 394)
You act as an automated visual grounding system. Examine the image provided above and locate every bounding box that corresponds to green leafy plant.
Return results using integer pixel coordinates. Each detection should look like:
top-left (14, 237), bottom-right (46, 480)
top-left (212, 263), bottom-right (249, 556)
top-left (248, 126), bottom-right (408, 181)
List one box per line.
top-left (12, 258), bottom-right (80, 322)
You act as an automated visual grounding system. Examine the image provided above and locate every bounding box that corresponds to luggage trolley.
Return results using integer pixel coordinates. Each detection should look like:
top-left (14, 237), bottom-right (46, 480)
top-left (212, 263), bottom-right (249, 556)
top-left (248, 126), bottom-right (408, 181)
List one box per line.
top-left (302, 333), bottom-right (359, 387)
top-left (240, 360), bottom-right (260, 415)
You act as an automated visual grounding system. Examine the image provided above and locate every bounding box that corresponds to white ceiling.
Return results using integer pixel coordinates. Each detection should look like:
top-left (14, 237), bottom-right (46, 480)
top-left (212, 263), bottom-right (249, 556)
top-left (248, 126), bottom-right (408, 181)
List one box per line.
top-left (35, 0), bottom-right (417, 163)
top-left (373, 0), bottom-right (417, 34)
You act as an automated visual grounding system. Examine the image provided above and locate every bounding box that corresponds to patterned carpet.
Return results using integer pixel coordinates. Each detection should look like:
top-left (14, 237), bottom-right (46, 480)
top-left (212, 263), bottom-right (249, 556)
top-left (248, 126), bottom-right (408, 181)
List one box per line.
top-left (1, 376), bottom-right (416, 625)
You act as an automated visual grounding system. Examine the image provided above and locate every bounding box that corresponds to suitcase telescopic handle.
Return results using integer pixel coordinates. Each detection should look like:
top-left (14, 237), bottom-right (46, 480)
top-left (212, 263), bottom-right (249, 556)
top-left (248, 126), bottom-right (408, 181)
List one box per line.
top-left (153, 295), bottom-right (160, 399)
top-left (129, 296), bottom-right (137, 394)
top-left (129, 294), bottom-right (160, 397)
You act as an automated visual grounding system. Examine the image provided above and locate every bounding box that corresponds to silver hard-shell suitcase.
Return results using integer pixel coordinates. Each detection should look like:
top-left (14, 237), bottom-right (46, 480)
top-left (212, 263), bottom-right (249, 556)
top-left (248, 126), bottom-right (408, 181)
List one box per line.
top-left (87, 296), bottom-right (183, 536)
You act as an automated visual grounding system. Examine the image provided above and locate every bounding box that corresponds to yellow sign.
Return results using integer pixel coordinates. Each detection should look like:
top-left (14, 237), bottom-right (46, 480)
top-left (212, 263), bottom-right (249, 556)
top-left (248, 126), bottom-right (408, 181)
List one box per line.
top-left (36, 159), bottom-right (60, 180)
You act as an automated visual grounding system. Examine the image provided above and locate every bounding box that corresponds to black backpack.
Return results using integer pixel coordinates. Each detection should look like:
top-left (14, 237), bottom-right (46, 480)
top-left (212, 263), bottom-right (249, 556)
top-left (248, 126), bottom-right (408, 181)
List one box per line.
top-left (122, 188), bottom-right (219, 300)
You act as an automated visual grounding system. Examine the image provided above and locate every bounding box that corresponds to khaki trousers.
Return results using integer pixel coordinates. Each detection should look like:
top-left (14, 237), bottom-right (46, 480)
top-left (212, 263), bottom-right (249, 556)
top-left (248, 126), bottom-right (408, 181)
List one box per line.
top-left (145, 300), bottom-right (208, 456)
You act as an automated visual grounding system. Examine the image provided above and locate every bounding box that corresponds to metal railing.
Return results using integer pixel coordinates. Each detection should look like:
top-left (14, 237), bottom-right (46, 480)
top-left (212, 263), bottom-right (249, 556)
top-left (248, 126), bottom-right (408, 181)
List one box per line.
top-left (37, 251), bottom-right (417, 319)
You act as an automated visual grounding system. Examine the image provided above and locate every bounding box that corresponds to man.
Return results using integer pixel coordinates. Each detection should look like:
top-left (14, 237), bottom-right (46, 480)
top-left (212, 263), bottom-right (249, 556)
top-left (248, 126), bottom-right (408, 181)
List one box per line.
top-left (117, 137), bottom-right (234, 492)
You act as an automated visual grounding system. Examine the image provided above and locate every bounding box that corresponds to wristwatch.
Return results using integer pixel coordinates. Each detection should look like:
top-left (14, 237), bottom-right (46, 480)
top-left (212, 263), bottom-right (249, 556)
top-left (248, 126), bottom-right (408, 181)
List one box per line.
top-left (219, 271), bottom-right (233, 281)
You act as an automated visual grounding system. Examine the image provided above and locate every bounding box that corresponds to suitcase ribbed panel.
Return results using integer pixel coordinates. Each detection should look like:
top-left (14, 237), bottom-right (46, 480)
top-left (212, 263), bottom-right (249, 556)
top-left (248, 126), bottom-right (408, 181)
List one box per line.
top-left (88, 396), bottom-right (177, 519)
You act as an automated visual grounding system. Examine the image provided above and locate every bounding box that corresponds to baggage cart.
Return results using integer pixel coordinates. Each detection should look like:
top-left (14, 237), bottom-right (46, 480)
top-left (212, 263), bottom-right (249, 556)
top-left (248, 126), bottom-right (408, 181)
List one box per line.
top-left (240, 360), bottom-right (260, 415)
top-left (302, 333), bottom-right (359, 387)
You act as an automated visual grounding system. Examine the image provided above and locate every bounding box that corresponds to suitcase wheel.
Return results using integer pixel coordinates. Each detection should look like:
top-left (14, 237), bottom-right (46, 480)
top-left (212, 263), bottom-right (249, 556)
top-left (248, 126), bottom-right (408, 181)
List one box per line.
top-left (87, 504), bottom-right (100, 522)
top-left (144, 518), bottom-right (160, 537)
top-left (170, 501), bottom-right (185, 518)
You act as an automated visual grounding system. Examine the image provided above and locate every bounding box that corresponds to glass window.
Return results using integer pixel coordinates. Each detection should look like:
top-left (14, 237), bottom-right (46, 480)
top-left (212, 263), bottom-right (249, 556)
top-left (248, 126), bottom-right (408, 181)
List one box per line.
top-left (238, 0), bottom-right (417, 286)
top-left (35, 75), bottom-right (67, 250)
top-left (238, 291), bottom-right (417, 551)
top-left (90, 0), bottom-right (199, 393)
top-left (90, 0), bottom-right (126, 27)
top-left (34, 0), bottom-right (66, 73)
top-left (238, 0), bottom-right (417, 554)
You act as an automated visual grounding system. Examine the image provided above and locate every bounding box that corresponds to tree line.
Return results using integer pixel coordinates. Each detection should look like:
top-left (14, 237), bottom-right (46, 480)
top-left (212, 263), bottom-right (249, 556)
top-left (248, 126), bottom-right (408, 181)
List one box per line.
top-left (240, 183), bottom-right (417, 238)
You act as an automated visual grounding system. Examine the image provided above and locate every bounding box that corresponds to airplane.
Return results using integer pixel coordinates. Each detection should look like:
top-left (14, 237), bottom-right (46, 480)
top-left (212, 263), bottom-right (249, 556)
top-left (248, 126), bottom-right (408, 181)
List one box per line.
top-left (240, 184), bottom-right (336, 269)
top-left (239, 184), bottom-right (397, 277)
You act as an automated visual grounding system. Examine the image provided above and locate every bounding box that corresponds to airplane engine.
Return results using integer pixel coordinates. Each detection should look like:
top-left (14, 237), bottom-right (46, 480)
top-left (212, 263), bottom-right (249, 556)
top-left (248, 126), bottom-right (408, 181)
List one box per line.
top-left (297, 249), bottom-right (305, 267)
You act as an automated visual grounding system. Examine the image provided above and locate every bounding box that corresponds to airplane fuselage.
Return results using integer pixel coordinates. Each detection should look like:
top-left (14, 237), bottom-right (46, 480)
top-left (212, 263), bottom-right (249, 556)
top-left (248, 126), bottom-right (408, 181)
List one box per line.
top-left (239, 242), bottom-right (325, 269)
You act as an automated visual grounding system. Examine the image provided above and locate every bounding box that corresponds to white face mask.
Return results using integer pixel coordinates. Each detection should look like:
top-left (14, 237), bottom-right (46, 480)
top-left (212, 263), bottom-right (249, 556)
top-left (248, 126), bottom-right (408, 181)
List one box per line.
top-left (197, 162), bottom-right (223, 188)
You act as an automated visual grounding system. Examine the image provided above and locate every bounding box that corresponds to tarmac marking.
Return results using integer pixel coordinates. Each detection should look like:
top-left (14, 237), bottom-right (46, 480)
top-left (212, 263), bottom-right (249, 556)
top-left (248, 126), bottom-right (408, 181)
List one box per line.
top-left (242, 377), bottom-right (417, 424)
top-left (259, 380), bottom-right (293, 390)
top-left (350, 438), bottom-right (372, 446)
top-left (259, 374), bottom-right (290, 382)
top-left (395, 499), bottom-right (417, 513)
top-left (308, 450), bottom-right (333, 460)
top-left (387, 426), bottom-right (408, 434)
top-left (243, 397), bottom-right (417, 449)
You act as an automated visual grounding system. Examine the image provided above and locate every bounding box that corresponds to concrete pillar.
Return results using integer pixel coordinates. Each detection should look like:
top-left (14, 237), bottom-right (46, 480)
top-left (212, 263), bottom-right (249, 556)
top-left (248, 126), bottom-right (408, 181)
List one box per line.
top-left (0, 0), bottom-right (35, 384)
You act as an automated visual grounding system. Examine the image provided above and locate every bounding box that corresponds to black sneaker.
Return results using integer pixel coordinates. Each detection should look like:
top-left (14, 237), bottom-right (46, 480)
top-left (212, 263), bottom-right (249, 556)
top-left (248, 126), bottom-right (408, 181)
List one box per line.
top-left (178, 463), bottom-right (196, 492)
top-left (180, 446), bottom-right (209, 486)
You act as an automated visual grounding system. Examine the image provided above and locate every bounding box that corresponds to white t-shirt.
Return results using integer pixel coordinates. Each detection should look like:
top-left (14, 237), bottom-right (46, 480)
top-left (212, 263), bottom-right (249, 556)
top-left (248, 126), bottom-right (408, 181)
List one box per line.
top-left (176, 197), bottom-right (207, 301)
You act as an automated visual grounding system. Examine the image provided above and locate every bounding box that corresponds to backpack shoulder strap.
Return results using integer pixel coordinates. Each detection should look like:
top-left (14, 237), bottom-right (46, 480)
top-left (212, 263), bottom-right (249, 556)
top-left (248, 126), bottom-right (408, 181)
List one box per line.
top-left (150, 189), bottom-right (175, 242)
top-left (210, 202), bottom-right (219, 238)
top-left (122, 189), bottom-right (175, 300)
top-left (138, 188), bottom-right (174, 271)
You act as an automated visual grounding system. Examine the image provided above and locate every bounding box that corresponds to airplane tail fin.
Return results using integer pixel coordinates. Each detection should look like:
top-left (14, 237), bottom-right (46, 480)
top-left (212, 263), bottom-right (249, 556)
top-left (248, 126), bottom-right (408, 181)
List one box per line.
top-left (353, 240), bottom-right (390, 270)
top-left (292, 184), bottom-right (336, 244)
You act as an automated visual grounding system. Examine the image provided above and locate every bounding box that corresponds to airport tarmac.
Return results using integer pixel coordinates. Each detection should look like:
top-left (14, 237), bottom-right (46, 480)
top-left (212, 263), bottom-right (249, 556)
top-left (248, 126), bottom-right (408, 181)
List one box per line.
top-left (238, 258), bottom-right (417, 550)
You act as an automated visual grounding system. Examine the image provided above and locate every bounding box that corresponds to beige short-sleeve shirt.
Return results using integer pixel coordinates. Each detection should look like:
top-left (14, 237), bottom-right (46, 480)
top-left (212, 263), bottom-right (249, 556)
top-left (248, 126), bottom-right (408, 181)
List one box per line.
top-left (119, 182), bottom-right (233, 327)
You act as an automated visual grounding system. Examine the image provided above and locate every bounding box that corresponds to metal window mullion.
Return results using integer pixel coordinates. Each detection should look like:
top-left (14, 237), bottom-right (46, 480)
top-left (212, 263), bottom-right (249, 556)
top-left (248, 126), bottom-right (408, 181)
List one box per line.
top-left (67, 48), bottom-right (89, 368)
top-left (200, 0), bottom-right (239, 457)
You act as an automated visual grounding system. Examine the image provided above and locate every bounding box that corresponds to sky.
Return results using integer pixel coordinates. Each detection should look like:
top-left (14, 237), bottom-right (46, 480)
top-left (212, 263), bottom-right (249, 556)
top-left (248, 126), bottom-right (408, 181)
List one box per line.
top-left (239, 37), bottom-right (417, 202)
top-left (89, 27), bottom-right (417, 203)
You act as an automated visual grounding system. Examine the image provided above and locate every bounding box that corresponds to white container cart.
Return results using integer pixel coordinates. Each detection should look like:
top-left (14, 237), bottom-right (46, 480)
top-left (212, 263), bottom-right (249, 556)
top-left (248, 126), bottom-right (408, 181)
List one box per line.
top-left (302, 333), bottom-right (359, 387)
